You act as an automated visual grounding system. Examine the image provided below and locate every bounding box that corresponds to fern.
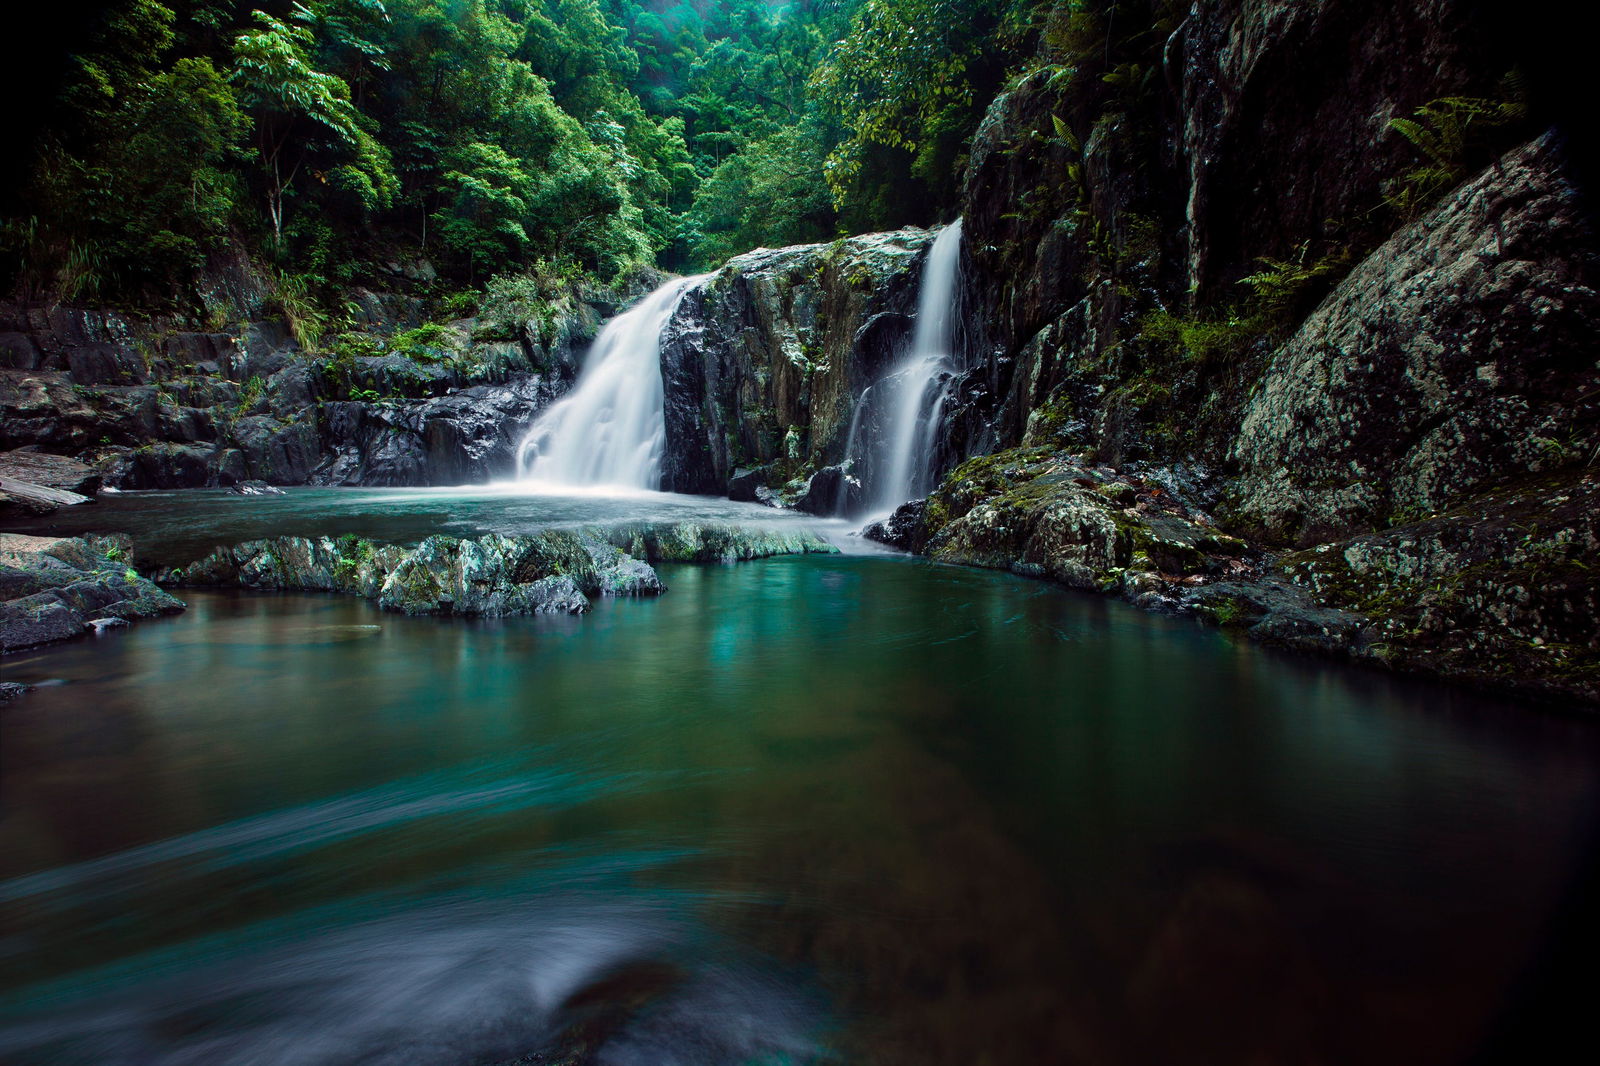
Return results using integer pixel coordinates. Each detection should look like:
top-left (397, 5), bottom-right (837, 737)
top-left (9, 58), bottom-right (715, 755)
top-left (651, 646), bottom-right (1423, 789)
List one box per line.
top-left (1385, 80), bottom-right (1528, 219)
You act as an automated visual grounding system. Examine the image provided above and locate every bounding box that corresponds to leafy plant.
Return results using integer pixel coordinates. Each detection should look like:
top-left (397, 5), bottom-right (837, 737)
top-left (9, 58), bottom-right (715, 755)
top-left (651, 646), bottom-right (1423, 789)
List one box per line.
top-left (1384, 83), bottom-right (1527, 219)
top-left (1238, 243), bottom-right (1353, 318)
top-left (236, 374), bottom-right (265, 413)
top-left (266, 269), bottom-right (330, 348)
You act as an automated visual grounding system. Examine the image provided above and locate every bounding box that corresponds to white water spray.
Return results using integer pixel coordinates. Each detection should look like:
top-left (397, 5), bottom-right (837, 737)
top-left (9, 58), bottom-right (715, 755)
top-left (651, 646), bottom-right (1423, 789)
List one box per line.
top-left (515, 275), bottom-right (706, 490)
top-left (852, 218), bottom-right (964, 516)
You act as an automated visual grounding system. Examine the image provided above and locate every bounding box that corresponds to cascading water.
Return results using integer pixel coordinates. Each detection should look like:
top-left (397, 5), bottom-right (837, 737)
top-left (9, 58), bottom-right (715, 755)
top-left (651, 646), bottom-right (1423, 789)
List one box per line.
top-left (845, 218), bottom-right (964, 517)
top-left (515, 275), bottom-right (705, 490)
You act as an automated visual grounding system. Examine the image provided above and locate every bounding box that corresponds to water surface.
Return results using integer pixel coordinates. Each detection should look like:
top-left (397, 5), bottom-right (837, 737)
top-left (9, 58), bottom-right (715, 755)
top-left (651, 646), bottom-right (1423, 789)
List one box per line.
top-left (3, 485), bottom-right (849, 566)
top-left (1, 555), bottom-right (1597, 1064)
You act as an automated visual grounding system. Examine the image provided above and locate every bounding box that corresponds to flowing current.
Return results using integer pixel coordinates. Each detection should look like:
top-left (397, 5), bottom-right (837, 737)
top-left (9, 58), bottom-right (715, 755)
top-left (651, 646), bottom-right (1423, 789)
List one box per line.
top-left (845, 218), bottom-right (964, 517)
top-left (515, 275), bottom-right (706, 490)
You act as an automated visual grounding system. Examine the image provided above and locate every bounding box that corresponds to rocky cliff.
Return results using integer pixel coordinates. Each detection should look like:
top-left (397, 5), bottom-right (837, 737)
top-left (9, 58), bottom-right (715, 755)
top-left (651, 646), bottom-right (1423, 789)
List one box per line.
top-left (657, 229), bottom-right (935, 497)
top-left (0, 263), bottom-right (645, 495)
top-left (906, 0), bottom-right (1595, 703)
top-left (652, 1), bottom-right (1599, 703)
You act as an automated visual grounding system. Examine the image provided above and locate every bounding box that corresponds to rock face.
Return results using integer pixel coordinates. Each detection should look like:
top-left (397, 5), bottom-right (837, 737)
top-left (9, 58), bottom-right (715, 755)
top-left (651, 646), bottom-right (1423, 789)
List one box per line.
top-left (658, 230), bottom-right (933, 496)
top-left (1176, 0), bottom-right (1494, 298)
top-left (0, 266), bottom-right (634, 489)
top-left (0, 533), bottom-right (184, 654)
top-left (1228, 134), bottom-right (1600, 546)
top-left (158, 522), bottom-right (836, 616)
top-left (311, 378), bottom-right (556, 486)
top-left (763, 0), bottom-right (1595, 704)
top-left (907, 129), bottom-right (1600, 704)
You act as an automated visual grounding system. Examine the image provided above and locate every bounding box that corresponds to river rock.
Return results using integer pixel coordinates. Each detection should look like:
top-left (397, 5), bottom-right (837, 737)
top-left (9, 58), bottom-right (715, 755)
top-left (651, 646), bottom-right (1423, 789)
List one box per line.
top-left (160, 530), bottom-right (676, 617)
top-left (0, 449), bottom-right (101, 494)
top-left (863, 500), bottom-right (929, 552)
top-left (0, 477), bottom-right (91, 518)
top-left (0, 533), bottom-right (185, 653)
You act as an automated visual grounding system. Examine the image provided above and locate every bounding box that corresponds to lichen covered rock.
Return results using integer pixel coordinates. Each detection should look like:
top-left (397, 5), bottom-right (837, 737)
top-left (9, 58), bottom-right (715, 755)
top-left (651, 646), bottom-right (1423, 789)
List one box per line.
top-left (1229, 134), bottom-right (1600, 546)
top-left (0, 533), bottom-right (185, 653)
top-left (157, 522), bottom-right (834, 617)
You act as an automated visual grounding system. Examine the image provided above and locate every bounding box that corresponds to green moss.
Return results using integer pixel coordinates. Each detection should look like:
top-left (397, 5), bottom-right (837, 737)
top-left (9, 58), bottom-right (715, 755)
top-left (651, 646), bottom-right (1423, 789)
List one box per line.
top-left (1207, 596), bottom-right (1247, 627)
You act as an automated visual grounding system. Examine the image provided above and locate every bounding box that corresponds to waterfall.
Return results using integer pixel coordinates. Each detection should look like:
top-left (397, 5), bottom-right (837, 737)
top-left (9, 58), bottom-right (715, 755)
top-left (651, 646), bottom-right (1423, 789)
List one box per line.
top-left (852, 218), bottom-right (964, 517)
top-left (515, 275), bottom-right (704, 490)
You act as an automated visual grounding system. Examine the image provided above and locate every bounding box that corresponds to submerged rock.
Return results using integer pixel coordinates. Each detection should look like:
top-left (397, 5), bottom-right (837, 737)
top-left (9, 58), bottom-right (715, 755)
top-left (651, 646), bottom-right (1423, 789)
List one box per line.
top-left (0, 533), bottom-right (185, 653)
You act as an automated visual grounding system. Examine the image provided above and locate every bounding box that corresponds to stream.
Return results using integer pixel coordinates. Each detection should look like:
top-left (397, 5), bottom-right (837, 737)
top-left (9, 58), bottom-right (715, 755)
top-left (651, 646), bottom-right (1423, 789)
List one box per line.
top-left (2, 491), bottom-right (1598, 1064)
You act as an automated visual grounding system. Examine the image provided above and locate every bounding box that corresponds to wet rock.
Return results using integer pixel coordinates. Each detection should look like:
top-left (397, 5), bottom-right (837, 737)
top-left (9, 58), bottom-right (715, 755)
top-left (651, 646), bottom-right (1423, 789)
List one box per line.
top-left (231, 479), bottom-right (285, 496)
top-left (659, 229), bottom-right (933, 495)
top-left (727, 465), bottom-right (773, 503)
top-left (0, 680), bottom-right (33, 702)
top-left (0, 476), bottom-right (92, 518)
top-left (863, 500), bottom-right (928, 552)
top-left (0, 533), bottom-right (185, 654)
top-left (600, 522), bottom-right (838, 564)
top-left (159, 529), bottom-right (685, 618)
top-left (312, 378), bottom-right (556, 486)
top-left (793, 464), bottom-right (861, 516)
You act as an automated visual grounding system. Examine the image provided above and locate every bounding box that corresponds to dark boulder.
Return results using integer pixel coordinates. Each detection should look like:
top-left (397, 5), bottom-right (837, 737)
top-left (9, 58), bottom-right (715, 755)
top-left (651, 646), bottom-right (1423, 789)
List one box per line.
top-left (232, 416), bottom-right (321, 484)
top-left (863, 500), bottom-right (929, 552)
top-left (0, 533), bottom-right (184, 653)
top-left (793, 464), bottom-right (862, 517)
top-left (727, 465), bottom-right (774, 502)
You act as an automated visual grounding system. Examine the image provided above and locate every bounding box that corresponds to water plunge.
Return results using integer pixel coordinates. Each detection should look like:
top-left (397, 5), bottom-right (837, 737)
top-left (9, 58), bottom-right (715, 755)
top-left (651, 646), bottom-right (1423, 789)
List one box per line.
top-left (843, 218), bottom-right (965, 517)
top-left (515, 275), bottom-right (706, 490)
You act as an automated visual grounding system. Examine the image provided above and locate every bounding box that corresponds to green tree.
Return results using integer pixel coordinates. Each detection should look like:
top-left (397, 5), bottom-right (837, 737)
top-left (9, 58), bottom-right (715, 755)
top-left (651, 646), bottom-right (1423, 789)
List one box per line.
top-left (231, 9), bottom-right (395, 250)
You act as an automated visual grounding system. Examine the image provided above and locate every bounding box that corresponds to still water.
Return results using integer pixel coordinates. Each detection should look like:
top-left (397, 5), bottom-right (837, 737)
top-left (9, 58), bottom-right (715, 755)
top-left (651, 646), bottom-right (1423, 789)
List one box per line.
top-left (2, 553), bottom-right (1597, 1064)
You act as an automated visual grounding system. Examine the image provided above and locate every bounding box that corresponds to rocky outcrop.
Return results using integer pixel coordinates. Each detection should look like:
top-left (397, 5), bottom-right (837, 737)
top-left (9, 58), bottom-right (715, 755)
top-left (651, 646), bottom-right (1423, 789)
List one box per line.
top-left (157, 522), bottom-right (836, 616)
top-left (923, 447), bottom-right (1254, 600)
top-left (1228, 134), bottom-right (1600, 546)
top-left (0, 446), bottom-right (99, 518)
top-left (917, 448), bottom-right (1599, 703)
top-left (0, 533), bottom-right (184, 654)
top-left (658, 230), bottom-right (933, 496)
top-left (161, 532), bottom-right (646, 616)
top-left (0, 265), bottom-right (642, 490)
top-left (757, 0), bottom-right (1595, 704)
top-left (310, 378), bottom-right (556, 486)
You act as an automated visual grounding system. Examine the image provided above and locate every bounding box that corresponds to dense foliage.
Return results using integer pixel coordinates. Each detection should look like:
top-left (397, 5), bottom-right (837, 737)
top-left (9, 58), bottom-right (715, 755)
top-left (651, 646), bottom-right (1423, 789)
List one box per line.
top-left (0, 0), bottom-right (1058, 307)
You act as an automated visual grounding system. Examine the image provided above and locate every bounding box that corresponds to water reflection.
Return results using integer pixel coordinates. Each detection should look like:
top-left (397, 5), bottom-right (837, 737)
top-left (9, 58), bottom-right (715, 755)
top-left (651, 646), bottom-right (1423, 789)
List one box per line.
top-left (2, 558), bottom-right (1597, 1064)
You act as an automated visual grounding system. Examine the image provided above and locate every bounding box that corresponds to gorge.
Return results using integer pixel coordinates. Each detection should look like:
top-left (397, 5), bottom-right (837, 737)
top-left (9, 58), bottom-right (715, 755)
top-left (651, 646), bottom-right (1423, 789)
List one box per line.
top-left (2, 0), bottom-right (1598, 1063)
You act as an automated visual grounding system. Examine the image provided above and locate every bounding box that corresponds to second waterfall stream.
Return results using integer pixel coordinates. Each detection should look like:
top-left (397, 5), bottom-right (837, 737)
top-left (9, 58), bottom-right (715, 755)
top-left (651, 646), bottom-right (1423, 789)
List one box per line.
top-left (515, 274), bottom-right (706, 490)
